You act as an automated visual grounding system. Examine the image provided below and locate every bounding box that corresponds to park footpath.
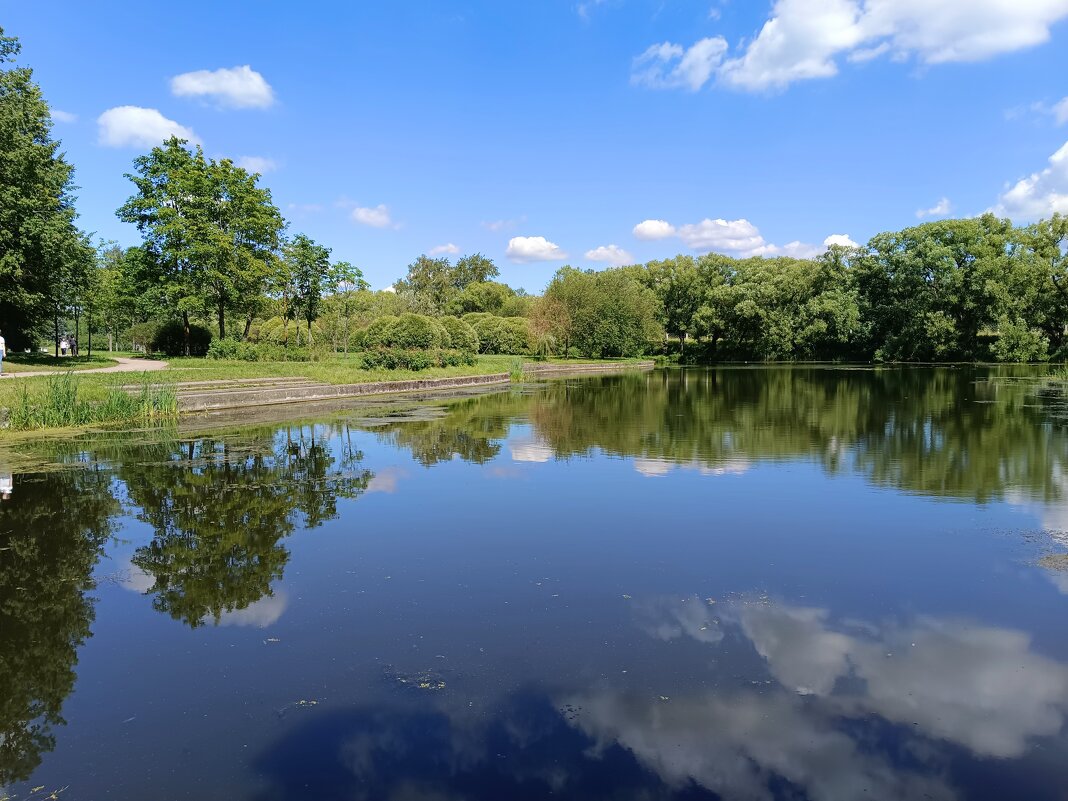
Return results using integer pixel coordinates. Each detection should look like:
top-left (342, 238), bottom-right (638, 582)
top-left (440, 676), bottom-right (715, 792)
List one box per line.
top-left (1, 356), bottom-right (169, 378)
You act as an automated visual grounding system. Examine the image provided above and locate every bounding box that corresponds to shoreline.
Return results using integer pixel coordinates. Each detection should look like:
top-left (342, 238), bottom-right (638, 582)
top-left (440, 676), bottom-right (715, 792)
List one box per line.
top-left (178, 361), bottom-right (656, 413)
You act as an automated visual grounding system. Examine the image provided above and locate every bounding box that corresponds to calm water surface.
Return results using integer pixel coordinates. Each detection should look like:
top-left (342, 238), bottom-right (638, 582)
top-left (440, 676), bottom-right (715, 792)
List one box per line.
top-left (3, 367), bottom-right (1068, 800)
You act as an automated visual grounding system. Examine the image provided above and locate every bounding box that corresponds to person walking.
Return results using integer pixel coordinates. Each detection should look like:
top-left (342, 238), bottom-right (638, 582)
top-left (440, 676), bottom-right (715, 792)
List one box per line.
top-left (0, 329), bottom-right (5, 376)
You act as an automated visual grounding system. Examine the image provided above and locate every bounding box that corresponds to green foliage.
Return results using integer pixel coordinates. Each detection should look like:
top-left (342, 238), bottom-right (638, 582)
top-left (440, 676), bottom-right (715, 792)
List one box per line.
top-left (361, 348), bottom-right (476, 371)
top-left (990, 318), bottom-right (1049, 362)
top-left (151, 320), bottom-right (213, 357)
top-left (396, 252), bottom-right (501, 314)
top-left (544, 267), bottom-right (660, 358)
top-left (382, 313), bottom-right (448, 350)
top-left (361, 315), bottom-right (401, 349)
top-left (439, 316), bottom-right (480, 353)
top-left (6, 374), bottom-right (177, 431)
top-left (0, 27), bottom-right (94, 350)
top-left (468, 315), bottom-right (533, 354)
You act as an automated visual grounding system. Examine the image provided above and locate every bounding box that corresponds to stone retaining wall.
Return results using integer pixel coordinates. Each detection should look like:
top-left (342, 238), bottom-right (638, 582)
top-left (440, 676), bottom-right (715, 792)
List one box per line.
top-left (178, 361), bottom-right (655, 413)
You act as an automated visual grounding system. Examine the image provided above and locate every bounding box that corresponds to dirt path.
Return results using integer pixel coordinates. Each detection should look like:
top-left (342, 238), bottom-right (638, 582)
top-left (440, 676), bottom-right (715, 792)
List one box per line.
top-left (1, 357), bottom-right (169, 378)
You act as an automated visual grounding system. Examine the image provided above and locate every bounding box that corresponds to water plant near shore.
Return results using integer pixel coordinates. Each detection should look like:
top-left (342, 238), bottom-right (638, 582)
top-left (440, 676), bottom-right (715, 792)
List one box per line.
top-left (4, 374), bottom-right (178, 431)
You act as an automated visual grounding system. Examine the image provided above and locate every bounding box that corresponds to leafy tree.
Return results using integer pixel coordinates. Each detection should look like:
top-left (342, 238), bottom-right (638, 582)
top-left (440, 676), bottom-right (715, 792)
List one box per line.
top-left (202, 158), bottom-right (284, 339)
top-left (279, 234), bottom-right (332, 343)
top-left (0, 27), bottom-right (93, 350)
top-left (117, 137), bottom-right (215, 355)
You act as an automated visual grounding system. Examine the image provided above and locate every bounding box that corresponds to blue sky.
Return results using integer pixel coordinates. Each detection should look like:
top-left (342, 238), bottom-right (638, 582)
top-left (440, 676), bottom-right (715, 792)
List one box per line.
top-left (5, 0), bottom-right (1068, 291)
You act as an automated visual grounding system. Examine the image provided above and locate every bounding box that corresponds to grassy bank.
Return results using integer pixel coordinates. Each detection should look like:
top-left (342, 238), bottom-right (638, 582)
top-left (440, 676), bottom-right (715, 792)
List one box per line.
top-left (0, 355), bottom-right (644, 433)
top-left (1, 373), bottom-right (178, 431)
top-left (1, 352), bottom-right (119, 373)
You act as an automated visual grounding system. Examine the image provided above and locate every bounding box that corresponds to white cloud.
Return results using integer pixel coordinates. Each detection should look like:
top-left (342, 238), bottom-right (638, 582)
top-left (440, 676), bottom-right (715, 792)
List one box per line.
top-left (633, 219), bottom-right (677, 240)
top-left (287, 202), bottom-right (323, 215)
top-left (51, 109), bottom-right (77, 123)
top-left (170, 65), bottom-right (275, 109)
top-left (824, 233), bottom-right (860, 247)
top-left (380, 286), bottom-right (397, 294)
top-left (636, 216), bottom-right (852, 258)
top-left (585, 244), bottom-right (634, 265)
top-left (665, 0), bottom-right (1068, 93)
top-left (429, 243), bottom-right (461, 256)
top-left (482, 216), bottom-right (525, 232)
top-left (1055, 97), bottom-right (1068, 125)
top-left (677, 217), bottom-right (767, 254)
top-left (97, 106), bottom-right (200, 148)
top-left (352, 204), bottom-right (394, 228)
top-left (506, 235), bottom-right (568, 263)
top-left (235, 155), bottom-right (277, 174)
top-left (720, 0), bottom-right (866, 91)
top-left (916, 197), bottom-right (952, 218)
top-left (994, 140), bottom-right (1068, 220)
top-left (632, 37), bottom-right (728, 91)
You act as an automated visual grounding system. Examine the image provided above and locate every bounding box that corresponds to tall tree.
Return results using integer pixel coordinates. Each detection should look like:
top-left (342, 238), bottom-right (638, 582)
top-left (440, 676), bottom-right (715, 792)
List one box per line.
top-left (117, 137), bottom-right (214, 355)
top-left (0, 27), bottom-right (92, 349)
top-left (281, 234), bottom-right (333, 343)
top-left (203, 158), bottom-right (284, 339)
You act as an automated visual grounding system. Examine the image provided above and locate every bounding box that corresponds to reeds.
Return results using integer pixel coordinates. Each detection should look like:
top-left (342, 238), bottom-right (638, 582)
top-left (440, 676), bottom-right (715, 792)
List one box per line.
top-left (5, 374), bottom-right (178, 431)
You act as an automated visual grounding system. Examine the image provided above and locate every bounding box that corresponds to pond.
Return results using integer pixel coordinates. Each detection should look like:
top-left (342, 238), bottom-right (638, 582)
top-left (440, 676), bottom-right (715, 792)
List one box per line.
top-left (3, 366), bottom-right (1068, 800)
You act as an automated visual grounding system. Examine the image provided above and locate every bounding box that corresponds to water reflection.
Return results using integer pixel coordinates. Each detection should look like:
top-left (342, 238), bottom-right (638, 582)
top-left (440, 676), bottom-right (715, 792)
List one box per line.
top-left (120, 424), bottom-right (373, 627)
top-left (0, 466), bottom-right (117, 784)
top-left (367, 368), bottom-right (1068, 504)
top-left (569, 595), bottom-right (1068, 800)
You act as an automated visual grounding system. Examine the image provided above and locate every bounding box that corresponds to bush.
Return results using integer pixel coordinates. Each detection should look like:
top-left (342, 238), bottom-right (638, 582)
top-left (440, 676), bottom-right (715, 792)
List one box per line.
top-left (361, 315), bottom-right (400, 349)
top-left (360, 348), bottom-right (477, 371)
top-left (384, 313), bottom-right (446, 350)
top-left (151, 320), bottom-right (213, 357)
top-left (470, 315), bottom-right (531, 354)
top-left (991, 317), bottom-right (1049, 362)
top-left (440, 316), bottom-right (480, 353)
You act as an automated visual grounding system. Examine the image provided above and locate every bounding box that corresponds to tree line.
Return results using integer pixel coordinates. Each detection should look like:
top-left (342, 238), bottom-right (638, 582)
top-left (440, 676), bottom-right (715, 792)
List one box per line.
top-left (5, 23), bottom-right (1068, 363)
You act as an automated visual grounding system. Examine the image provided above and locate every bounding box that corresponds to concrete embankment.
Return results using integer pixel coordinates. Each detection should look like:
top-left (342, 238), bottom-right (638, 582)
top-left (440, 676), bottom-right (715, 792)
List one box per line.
top-left (175, 361), bottom-right (654, 413)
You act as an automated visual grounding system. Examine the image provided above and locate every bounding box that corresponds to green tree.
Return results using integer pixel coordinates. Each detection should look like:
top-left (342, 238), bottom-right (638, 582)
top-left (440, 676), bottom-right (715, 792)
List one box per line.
top-left (279, 234), bottom-right (333, 344)
top-left (117, 137), bottom-right (215, 356)
top-left (0, 27), bottom-right (93, 350)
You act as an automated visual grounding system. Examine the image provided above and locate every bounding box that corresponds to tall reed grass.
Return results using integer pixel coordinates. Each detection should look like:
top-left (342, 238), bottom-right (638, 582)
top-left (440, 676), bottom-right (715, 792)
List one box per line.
top-left (4, 374), bottom-right (178, 431)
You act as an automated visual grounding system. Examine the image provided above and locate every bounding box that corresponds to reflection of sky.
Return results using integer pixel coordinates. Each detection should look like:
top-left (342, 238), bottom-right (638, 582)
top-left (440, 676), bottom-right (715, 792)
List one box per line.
top-left (213, 591), bottom-right (288, 628)
top-left (634, 457), bottom-right (752, 478)
top-left (559, 594), bottom-right (1068, 800)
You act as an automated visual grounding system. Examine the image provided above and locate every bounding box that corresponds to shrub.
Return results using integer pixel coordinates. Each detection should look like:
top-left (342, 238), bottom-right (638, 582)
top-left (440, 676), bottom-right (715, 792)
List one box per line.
top-left (470, 315), bottom-right (532, 354)
top-left (360, 348), bottom-right (476, 371)
top-left (361, 315), bottom-right (400, 349)
top-left (384, 313), bottom-right (446, 350)
top-left (991, 317), bottom-right (1049, 362)
top-left (152, 320), bottom-right (213, 357)
top-left (440, 316), bottom-right (480, 353)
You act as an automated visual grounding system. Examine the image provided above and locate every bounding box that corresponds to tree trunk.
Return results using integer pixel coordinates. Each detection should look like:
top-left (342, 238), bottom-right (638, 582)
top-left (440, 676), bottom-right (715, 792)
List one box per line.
top-left (54, 316), bottom-right (59, 357)
top-left (243, 314), bottom-right (253, 340)
top-left (182, 310), bottom-right (191, 356)
top-left (108, 332), bottom-right (114, 352)
top-left (87, 303), bottom-right (92, 358)
top-left (218, 300), bottom-right (226, 340)
top-left (307, 319), bottom-right (314, 345)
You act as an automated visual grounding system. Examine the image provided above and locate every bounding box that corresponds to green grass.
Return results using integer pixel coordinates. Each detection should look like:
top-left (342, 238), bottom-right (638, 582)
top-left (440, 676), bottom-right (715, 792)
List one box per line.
top-left (1, 352), bottom-right (119, 373)
top-left (3, 373), bottom-right (177, 431)
top-left (0, 353), bottom-right (648, 434)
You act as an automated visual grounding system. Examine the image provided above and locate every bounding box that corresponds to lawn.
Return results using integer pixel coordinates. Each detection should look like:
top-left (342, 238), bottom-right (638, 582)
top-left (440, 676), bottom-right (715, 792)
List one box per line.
top-left (1, 352), bottom-right (119, 373)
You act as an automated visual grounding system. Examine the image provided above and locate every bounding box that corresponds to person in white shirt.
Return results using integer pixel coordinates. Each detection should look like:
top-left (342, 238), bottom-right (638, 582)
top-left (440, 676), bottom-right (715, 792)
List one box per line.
top-left (0, 329), bottom-right (6, 375)
top-left (0, 472), bottom-right (11, 500)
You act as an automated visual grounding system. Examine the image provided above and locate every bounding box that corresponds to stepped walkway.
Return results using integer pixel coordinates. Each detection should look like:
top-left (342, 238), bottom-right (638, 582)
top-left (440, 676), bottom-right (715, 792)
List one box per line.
top-left (161, 361), bottom-right (655, 413)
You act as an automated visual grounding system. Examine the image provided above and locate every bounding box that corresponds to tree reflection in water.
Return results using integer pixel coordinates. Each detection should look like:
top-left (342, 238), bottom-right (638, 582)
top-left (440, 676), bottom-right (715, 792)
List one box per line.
top-left (121, 423), bottom-right (373, 628)
top-left (0, 464), bottom-right (117, 784)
